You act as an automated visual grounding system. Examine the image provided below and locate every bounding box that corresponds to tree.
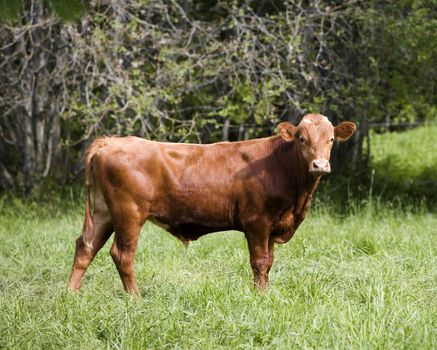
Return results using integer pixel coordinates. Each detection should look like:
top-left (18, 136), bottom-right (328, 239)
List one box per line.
top-left (0, 0), bottom-right (435, 193)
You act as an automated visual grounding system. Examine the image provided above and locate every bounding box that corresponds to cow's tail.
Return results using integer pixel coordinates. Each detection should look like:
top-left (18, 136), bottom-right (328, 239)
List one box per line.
top-left (82, 137), bottom-right (113, 249)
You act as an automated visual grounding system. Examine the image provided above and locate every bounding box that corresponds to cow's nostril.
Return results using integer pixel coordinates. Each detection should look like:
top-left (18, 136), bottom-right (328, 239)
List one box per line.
top-left (312, 161), bottom-right (319, 169)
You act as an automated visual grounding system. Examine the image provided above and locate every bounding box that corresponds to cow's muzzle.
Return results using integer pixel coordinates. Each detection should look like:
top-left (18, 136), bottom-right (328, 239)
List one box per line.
top-left (309, 159), bottom-right (331, 176)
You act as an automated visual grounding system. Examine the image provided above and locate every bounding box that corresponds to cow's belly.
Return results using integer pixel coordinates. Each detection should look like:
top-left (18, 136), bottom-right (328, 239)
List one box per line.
top-left (148, 187), bottom-right (237, 243)
top-left (149, 217), bottom-right (236, 244)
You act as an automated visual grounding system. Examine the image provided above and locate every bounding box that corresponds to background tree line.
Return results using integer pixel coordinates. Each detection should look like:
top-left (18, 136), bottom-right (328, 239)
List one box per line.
top-left (0, 0), bottom-right (435, 195)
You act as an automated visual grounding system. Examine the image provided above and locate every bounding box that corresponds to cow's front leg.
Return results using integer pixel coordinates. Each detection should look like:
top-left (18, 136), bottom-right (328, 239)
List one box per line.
top-left (245, 232), bottom-right (275, 290)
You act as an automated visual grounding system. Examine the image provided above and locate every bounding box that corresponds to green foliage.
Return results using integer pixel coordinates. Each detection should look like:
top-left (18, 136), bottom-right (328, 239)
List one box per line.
top-left (0, 0), bottom-right (22, 21)
top-left (0, 0), bottom-right (84, 21)
top-left (354, 0), bottom-right (437, 124)
top-left (58, 0), bottom-right (436, 145)
top-left (47, 0), bottom-right (83, 21)
top-left (0, 0), bottom-right (436, 191)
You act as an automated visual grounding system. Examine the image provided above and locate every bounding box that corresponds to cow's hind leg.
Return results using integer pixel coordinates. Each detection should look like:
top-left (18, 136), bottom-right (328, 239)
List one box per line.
top-left (68, 213), bottom-right (113, 291)
top-left (110, 222), bottom-right (142, 296)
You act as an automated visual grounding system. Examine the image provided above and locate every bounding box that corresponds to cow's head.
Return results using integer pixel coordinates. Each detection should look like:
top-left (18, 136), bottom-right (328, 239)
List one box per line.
top-left (278, 114), bottom-right (356, 176)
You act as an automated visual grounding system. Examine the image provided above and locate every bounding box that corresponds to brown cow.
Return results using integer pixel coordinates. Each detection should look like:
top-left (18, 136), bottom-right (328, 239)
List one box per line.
top-left (68, 114), bottom-right (356, 295)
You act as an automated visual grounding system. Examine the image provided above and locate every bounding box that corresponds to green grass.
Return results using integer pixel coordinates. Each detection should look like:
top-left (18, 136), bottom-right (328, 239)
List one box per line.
top-left (317, 125), bottom-right (437, 213)
top-left (1, 201), bottom-right (436, 349)
top-left (370, 125), bottom-right (437, 205)
top-left (1, 126), bottom-right (436, 349)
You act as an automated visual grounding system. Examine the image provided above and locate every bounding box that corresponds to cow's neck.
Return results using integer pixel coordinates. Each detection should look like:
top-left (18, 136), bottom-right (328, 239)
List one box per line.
top-left (273, 137), bottom-right (321, 211)
top-left (268, 138), bottom-right (322, 244)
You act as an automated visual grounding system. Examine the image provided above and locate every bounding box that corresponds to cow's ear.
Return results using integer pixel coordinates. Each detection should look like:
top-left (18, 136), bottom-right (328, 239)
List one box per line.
top-left (334, 121), bottom-right (357, 141)
top-left (278, 122), bottom-right (297, 142)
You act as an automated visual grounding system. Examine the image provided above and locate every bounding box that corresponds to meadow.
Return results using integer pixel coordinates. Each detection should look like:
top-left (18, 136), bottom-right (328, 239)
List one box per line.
top-left (1, 126), bottom-right (436, 349)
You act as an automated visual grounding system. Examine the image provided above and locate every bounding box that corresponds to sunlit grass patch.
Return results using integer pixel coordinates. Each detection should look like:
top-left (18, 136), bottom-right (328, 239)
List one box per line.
top-left (370, 125), bottom-right (437, 203)
top-left (1, 205), bottom-right (435, 349)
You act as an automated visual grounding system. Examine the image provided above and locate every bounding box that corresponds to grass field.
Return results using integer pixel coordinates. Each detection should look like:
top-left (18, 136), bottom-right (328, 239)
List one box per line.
top-left (370, 124), bottom-right (437, 205)
top-left (1, 126), bottom-right (436, 349)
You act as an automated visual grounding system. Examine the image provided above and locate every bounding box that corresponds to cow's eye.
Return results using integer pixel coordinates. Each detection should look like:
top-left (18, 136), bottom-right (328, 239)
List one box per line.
top-left (330, 137), bottom-right (334, 142)
top-left (299, 137), bottom-right (305, 143)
